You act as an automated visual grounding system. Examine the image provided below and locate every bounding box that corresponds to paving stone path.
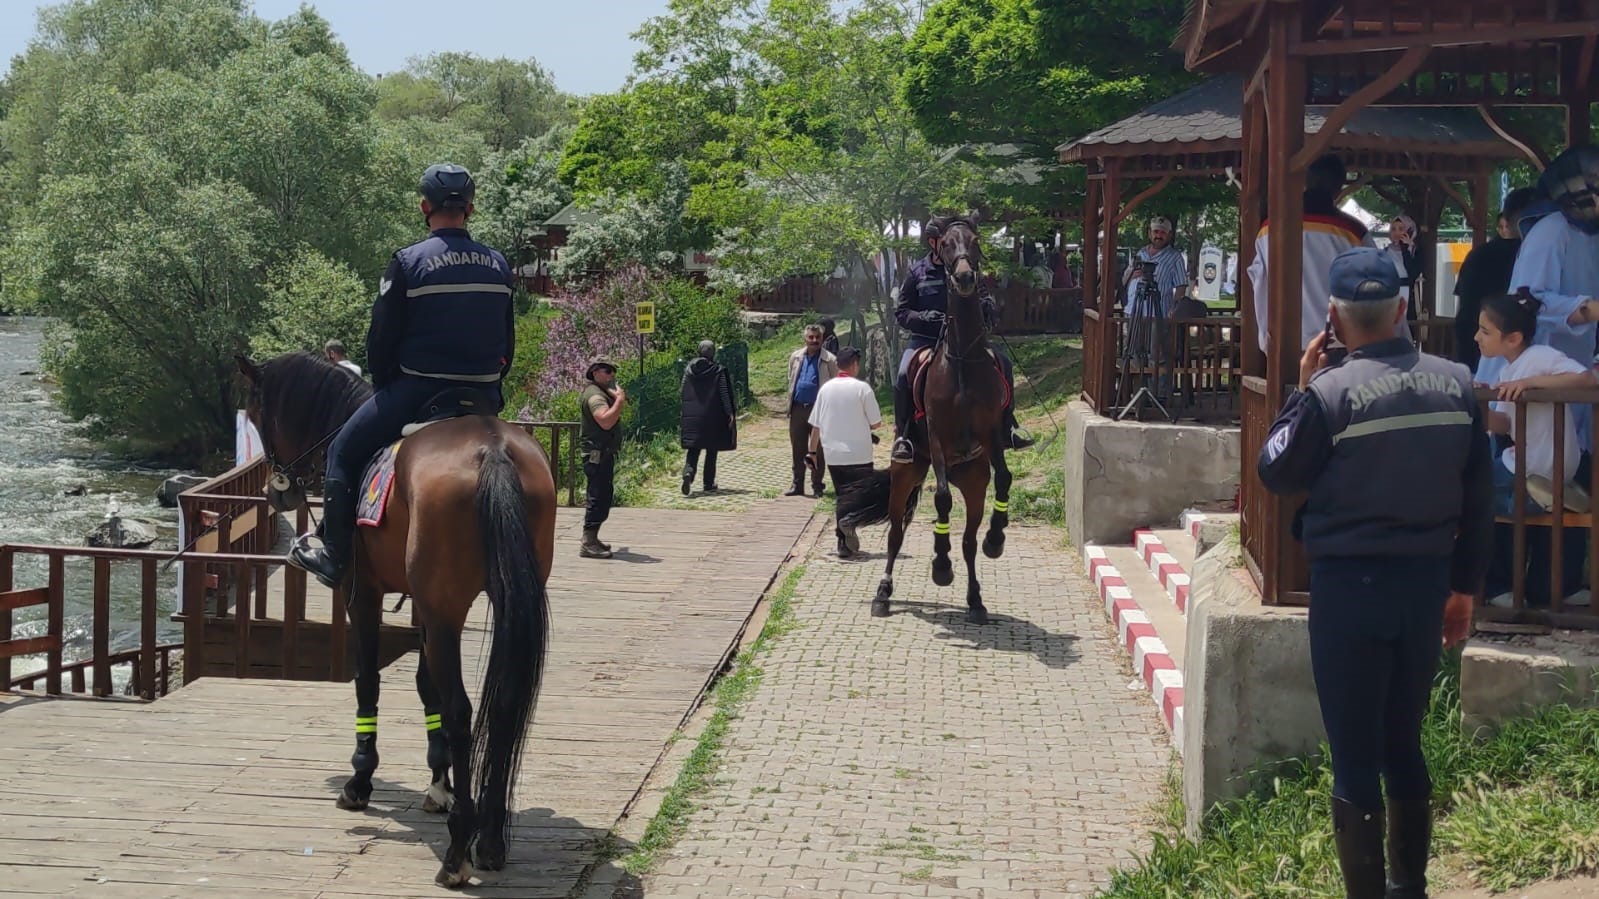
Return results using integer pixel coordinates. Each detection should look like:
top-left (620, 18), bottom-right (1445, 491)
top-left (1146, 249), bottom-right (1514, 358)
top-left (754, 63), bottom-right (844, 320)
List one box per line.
top-left (640, 517), bottom-right (1172, 898)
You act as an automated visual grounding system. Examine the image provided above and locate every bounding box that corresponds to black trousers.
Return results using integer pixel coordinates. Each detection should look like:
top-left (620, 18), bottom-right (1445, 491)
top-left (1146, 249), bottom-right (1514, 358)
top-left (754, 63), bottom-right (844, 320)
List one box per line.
top-left (684, 449), bottom-right (717, 487)
top-left (789, 401), bottom-right (823, 488)
top-left (583, 454), bottom-right (615, 530)
top-left (1308, 555), bottom-right (1449, 811)
top-left (828, 463), bottom-right (875, 537)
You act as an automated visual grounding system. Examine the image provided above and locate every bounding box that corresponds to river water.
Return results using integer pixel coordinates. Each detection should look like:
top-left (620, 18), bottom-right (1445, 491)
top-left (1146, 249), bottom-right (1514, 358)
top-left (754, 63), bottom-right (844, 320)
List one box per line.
top-left (0, 317), bottom-right (185, 677)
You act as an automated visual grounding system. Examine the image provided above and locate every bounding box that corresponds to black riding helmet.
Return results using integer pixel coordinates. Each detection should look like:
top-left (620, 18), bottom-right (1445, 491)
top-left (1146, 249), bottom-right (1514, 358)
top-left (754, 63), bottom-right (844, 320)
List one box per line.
top-left (419, 163), bottom-right (476, 210)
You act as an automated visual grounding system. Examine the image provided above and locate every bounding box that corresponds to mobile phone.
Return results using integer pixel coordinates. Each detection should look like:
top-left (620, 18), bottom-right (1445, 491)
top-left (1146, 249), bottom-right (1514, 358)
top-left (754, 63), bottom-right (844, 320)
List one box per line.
top-left (1322, 310), bottom-right (1348, 364)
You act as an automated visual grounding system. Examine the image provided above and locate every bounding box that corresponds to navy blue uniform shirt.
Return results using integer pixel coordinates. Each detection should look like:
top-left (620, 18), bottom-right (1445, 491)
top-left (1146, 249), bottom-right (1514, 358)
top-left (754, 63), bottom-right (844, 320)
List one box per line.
top-left (894, 253), bottom-right (997, 350)
top-left (366, 227), bottom-right (516, 389)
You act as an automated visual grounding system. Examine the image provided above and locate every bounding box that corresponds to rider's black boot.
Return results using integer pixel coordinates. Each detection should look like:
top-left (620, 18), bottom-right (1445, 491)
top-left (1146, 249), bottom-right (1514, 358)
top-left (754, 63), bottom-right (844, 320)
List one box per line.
top-left (891, 382), bottom-right (915, 463)
top-left (289, 478), bottom-right (354, 589)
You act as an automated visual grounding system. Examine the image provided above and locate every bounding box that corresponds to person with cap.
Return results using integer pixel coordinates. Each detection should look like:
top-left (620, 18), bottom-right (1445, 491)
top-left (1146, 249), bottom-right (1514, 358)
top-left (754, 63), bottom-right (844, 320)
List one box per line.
top-left (1257, 247), bottom-right (1491, 898)
top-left (890, 214), bottom-right (1033, 464)
top-left (288, 163), bottom-right (515, 588)
top-left (1121, 216), bottom-right (1189, 317)
top-left (679, 340), bottom-right (737, 496)
top-left (579, 359), bottom-right (626, 558)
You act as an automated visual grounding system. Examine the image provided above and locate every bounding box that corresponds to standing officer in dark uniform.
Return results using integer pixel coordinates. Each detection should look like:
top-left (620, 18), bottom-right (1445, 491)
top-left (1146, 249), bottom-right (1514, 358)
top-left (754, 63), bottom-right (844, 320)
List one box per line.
top-left (1258, 248), bottom-right (1490, 898)
top-left (890, 215), bottom-right (1033, 463)
top-left (289, 164), bottom-right (515, 588)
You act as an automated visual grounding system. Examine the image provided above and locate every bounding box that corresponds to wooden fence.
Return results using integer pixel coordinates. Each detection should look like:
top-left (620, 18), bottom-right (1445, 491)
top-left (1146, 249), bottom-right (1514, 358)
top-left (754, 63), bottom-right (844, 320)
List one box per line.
top-left (1082, 313), bottom-right (1243, 420)
top-left (991, 286), bottom-right (1083, 335)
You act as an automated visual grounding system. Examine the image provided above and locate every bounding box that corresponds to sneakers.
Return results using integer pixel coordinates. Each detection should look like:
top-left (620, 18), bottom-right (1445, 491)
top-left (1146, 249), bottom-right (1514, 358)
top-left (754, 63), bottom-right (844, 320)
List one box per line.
top-left (784, 483), bottom-right (805, 497)
top-left (1525, 475), bottom-right (1592, 513)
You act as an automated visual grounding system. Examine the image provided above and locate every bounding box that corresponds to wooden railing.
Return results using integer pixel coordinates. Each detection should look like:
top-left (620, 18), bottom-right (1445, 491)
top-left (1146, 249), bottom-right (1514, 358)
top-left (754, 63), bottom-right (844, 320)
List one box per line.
top-left (1, 546), bottom-right (181, 700)
top-left (992, 286), bottom-right (1083, 335)
top-left (1085, 314), bottom-right (1244, 420)
top-left (1413, 315), bottom-right (1457, 361)
top-left (514, 420), bottom-right (582, 507)
top-left (1474, 387), bottom-right (1599, 629)
top-left (1239, 377), bottom-right (1270, 592)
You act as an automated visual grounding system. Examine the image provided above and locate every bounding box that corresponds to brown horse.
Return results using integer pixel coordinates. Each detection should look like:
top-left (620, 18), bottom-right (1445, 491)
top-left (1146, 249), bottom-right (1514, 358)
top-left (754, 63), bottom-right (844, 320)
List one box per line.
top-left (838, 220), bottom-right (1012, 624)
top-left (237, 352), bottom-right (555, 888)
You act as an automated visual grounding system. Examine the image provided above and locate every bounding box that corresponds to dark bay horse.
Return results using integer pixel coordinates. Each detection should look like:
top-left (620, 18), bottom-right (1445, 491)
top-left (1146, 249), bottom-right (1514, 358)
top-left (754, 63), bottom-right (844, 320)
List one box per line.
top-left (237, 352), bottom-right (555, 888)
top-left (839, 220), bottom-right (1012, 624)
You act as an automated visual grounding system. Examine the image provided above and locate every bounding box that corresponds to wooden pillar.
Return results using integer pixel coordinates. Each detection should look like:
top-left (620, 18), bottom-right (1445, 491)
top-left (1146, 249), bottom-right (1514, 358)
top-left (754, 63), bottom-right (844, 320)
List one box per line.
top-left (1471, 170), bottom-right (1491, 247)
top-left (1083, 174), bottom-right (1102, 407)
top-left (1099, 160), bottom-right (1123, 409)
top-left (1422, 180), bottom-right (1443, 317)
top-left (1239, 85), bottom-right (1267, 379)
top-left (1262, 6), bottom-right (1307, 605)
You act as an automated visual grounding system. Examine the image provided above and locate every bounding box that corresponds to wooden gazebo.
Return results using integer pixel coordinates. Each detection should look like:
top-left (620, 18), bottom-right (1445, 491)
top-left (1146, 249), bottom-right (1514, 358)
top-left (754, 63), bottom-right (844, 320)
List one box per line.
top-left (1176, 0), bottom-right (1598, 605)
top-left (1060, 72), bottom-right (1523, 419)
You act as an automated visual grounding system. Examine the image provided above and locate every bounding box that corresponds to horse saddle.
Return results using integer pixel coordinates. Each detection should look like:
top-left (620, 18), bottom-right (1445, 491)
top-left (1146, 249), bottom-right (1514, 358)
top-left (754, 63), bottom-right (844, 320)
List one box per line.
top-left (359, 389), bottom-right (494, 527)
top-left (909, 346), bottom-right (1011, 422)
top-left (399, 387), bottom-right (492, 437)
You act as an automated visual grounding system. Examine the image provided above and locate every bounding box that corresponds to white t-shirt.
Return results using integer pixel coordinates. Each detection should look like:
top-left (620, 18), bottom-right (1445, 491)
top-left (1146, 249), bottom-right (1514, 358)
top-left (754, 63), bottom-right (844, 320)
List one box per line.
top-left (1493, 345), bottom-right (1589, 482)
top-left (337, 359), bottom-right (363, 377)
top-left (807, 375), bottom-right (880, 466)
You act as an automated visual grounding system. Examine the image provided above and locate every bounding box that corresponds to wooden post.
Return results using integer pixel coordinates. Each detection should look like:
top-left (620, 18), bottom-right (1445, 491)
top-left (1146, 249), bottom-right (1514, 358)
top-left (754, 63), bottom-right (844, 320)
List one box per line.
top-left (1084, 175), bottom-right (1102, 408)
top-left (140, 559), bottom-right (158, 701)
top-left (1239, 85), bottom-right (1267, 379)
top-left (1100, 159), bottom-right (1123, 409)
top-left (1471, 170), bottom-right (1491, 247)
top-left (1263, 6), bottom-right (1307, 605)
top-left (0, 547), bottom-right (11, 689)
top-left (46, 554), bottom-right (64, 695)
top-left (92, 557), bottom-right (110, 697)
top-left (182, 556), bottom-right (206, 686)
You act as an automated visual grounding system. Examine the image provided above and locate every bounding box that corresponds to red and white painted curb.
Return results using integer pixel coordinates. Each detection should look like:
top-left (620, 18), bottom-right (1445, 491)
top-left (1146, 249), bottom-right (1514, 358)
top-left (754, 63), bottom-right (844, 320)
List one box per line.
top-left (1180, 510), bottom-right (1209, 541)
top-left (1082, 545), bottom-right (1184, 752)
top-left (1133, 529), bottom-right (1191, 614)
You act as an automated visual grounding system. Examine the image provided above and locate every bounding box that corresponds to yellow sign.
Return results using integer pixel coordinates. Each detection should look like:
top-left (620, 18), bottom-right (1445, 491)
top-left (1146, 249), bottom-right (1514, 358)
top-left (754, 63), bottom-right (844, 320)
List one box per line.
top-left (635, 301), bottom-right (656, 334)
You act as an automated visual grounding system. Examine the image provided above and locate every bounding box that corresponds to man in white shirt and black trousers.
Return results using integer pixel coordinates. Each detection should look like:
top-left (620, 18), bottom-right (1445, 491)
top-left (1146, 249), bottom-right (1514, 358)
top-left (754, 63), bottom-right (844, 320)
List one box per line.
top-left (807, 347), bottom-right (882, 558)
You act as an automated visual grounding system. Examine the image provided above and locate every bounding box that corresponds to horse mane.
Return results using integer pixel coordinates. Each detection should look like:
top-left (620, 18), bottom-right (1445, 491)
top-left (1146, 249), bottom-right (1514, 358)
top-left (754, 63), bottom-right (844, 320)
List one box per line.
top-left (256, 351), bottom-right (373, 452)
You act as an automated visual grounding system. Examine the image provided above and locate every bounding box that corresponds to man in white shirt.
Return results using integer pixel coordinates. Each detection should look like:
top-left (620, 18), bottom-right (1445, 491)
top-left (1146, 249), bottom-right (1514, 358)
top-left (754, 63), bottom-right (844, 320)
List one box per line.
top-left (325, 339), bottom-right (363, 378)
top-left (807, 347), bottom-right (882, 557)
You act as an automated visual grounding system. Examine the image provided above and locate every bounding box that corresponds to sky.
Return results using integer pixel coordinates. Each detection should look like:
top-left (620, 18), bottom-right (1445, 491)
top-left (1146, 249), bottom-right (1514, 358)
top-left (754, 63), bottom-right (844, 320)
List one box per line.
top-left (1, 0), bottom-right (674, 95)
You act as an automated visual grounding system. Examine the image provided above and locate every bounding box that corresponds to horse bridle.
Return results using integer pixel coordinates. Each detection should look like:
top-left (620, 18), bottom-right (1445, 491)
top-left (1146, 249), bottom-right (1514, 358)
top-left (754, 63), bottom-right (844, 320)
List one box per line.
top-left (937, 219), bottom-right (987, 361)
top-left (255, 397), bottom-right (344, 514)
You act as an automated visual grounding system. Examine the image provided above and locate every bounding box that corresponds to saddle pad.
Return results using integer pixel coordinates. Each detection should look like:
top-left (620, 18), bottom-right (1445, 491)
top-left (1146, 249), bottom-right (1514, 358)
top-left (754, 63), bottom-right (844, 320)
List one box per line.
top-left (356, 439), bottom-right (402, 528)
top-left (911, 348), bottom-right (1012, 422)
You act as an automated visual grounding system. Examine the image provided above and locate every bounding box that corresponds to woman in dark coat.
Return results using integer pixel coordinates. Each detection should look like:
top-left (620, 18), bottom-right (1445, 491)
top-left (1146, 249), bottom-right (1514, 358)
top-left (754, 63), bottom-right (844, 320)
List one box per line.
top-left (680, 340), bottom-right (737, 495)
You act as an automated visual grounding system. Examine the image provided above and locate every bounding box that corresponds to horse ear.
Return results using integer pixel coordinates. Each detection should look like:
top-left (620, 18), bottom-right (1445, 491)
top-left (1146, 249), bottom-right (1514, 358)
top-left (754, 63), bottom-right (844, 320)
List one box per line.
top-left (236, 354), bottom-right (260, 383)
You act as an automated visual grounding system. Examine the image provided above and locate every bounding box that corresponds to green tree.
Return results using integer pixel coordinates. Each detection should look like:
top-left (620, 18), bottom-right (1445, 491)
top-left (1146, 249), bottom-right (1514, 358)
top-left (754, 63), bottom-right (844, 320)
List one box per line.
top-left (252, 250), bottom-right (372, 365)
top-left (374, 52), bottom-right (574, 150)
top-left (475, 126), bottom-right (574, 276)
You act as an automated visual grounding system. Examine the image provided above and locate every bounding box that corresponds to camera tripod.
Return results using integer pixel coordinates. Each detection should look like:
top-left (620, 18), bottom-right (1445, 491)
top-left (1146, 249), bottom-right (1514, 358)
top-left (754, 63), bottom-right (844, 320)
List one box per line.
top-left (1116, 265), bottom-right (1176, 423)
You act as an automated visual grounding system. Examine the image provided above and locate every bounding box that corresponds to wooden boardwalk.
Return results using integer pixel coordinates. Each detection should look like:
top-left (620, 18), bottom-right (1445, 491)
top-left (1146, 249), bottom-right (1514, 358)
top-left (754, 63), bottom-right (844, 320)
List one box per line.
top-left (0, 503), bottom-right (815, 898)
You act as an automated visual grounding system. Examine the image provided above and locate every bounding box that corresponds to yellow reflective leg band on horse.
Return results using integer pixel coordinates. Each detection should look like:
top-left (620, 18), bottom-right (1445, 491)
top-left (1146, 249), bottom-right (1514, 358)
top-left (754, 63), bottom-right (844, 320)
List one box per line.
top-left (355, 715), bottom-right (377, 735)
top-left (425, 713), bottom-right (443, 732)
top-left (933, 522), bottom-right (951, 535)
top-left (993, 500), bottom-right (1008, 513)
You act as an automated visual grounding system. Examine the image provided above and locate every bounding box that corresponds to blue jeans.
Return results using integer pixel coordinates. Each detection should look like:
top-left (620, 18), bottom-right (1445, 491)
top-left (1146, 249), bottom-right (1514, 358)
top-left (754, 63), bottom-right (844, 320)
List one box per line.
top-left (325, 375), bottom-right (503, 487)
top-left (1308, 556), bottom-right (1449, 810)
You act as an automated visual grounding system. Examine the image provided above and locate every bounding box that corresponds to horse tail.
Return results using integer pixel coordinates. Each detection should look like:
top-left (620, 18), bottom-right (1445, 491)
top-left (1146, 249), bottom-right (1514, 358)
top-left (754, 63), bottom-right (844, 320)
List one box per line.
top-left (836, 468), bottom-right (920, 529)
top-left (471, 443), bottom-right (550, 836)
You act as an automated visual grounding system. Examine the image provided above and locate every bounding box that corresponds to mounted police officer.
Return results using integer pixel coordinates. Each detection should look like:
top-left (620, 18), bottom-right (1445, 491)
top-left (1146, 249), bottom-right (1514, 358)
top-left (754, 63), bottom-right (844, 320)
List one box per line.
top-left (289, 164), bottom-right (516, 588)
top-left (1257, 248), bottom-right (1490, 899)
top-left (891, 215), bottom-right (1033, 464)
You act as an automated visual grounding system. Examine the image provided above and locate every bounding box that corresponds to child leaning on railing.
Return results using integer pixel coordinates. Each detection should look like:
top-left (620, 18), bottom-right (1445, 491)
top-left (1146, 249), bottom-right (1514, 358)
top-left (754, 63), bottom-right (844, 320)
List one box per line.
top-left (1476, 291), bottom-right (1599, 515)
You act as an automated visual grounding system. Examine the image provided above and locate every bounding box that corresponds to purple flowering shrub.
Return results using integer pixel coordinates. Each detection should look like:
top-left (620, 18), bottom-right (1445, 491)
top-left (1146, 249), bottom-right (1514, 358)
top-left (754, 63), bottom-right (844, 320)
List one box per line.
top-left (520, 264), bottom-right (653, 418)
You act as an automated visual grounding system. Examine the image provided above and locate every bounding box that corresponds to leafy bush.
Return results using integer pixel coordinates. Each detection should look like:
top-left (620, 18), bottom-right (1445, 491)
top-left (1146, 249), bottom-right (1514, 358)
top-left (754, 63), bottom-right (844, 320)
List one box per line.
top-left (653, 279), bottom-right (746, 362)
top-left (252, 249), bottom-right (372, 365)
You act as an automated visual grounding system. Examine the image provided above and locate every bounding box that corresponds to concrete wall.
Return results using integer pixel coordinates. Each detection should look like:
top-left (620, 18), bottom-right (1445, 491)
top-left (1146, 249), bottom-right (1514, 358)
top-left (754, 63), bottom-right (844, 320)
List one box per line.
top-left (1063, 400), bottom-right (1240, 548)
top-left (1462, 638), bottom-right (1599, 737)
top-left (1182, 541), bottom-right (1325, 837)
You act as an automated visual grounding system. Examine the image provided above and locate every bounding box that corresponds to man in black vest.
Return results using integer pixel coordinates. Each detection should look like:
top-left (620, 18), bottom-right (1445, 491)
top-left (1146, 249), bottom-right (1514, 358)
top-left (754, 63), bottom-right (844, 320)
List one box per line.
top-left (1258, 248), bottom-right (1491, 898)
top-left (289, 164), bottom-right (515, 588)
top-left (579, 359), bottom-right (626, 558)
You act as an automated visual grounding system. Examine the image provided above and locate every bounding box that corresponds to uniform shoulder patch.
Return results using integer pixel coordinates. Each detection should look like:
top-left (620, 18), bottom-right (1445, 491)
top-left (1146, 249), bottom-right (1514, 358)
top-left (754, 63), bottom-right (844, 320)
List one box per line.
top-left (1265, 425), bottom-right (1292, 461)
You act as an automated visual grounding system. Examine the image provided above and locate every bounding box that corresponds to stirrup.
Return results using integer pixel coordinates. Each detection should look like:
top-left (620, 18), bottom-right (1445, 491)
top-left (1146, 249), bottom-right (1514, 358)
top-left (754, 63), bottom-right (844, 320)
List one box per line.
top-left (1010, 428), bottom-right (1036, 450)
top-left (891, 437), bottom-right (915, 462)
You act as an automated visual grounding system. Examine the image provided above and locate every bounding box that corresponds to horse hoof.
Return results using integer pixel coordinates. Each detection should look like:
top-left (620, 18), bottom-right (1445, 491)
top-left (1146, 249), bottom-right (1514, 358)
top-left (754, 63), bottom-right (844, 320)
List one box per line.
top-left (931, 560), bottom-right (955, 587)
top-left (435, 860), bottom-right (474, 889)
top-left (876, 579), bottom-right (893, 599)
top-left (982, 535), bottom-right (1005, 559)
top-left (871, 600), bottom-right (891, 618)
top-left (422, 783), bottom-right (454, 814)
top-left (335, 787), bottom-right (370, 811)
top-left (966, 604), bottom-right (989, 625)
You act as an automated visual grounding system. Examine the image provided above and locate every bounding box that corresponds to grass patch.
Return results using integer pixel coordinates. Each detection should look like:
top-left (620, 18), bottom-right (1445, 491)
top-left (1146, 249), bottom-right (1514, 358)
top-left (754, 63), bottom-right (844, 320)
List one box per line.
top-left (1099, 659), bottom-right (1599, 897)
top-left (619, 564), bottom-right (806, 875)
top-left (614, 431), bottom-right (685, 507)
